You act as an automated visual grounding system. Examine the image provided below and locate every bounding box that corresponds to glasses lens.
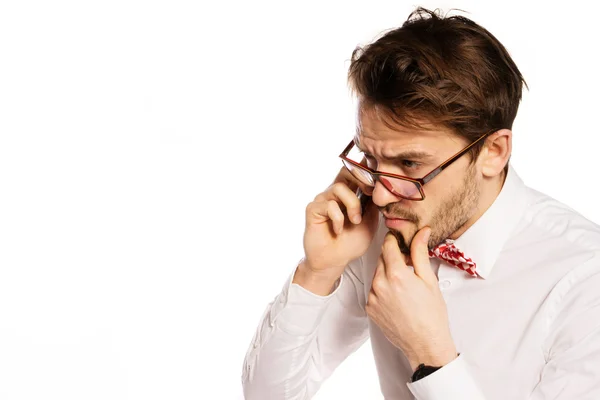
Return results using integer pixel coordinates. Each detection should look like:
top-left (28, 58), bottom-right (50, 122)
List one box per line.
top-left (342, 159), bottom-right (375, 186)
top-left (379, 176), bottom-right (423, 200)
top-left (341, 158), bottom-right (423, 200)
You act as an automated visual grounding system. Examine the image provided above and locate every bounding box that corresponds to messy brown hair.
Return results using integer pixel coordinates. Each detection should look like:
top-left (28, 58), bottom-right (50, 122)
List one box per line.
top-left (348, 7), bottom-right (528, 170)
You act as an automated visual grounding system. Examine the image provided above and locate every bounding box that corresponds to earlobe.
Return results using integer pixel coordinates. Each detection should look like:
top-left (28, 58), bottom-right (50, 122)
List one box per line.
top-left (481, 129), bottom-right (512, 178)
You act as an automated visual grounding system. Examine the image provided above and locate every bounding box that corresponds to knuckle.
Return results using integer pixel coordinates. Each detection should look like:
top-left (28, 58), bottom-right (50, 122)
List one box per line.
top-left (366, 292), bottom-right (377, 308)
top-left (371, 268), bottom-right (385, 290)
top-left (331, 182), bottom-right (346, 193)
top-left (389, 269), bottom-right (403, 283)
top-left (370, 279), bottom-right (382, 293)
top-left (305, 201), bottom-right (318, 215)
top-left (305, 204), bottom-right (313, 217)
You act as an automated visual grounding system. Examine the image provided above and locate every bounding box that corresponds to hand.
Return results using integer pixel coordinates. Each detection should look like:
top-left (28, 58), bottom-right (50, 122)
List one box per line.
top-left (298, 167), bottom-right (380, 292)
top-left (365, 227), bottom-right (458, 371)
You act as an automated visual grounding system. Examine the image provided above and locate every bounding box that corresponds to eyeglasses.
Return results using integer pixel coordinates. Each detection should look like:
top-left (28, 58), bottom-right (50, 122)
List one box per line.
top-left (338, 131), bottom-right (493, 201)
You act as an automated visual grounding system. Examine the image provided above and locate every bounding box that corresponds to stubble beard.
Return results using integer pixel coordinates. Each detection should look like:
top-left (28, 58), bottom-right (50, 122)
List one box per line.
top-left (386, 165), bottom-right (481, 255)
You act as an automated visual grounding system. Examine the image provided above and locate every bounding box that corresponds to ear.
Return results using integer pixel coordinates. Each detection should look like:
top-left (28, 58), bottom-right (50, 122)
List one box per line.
top-left (479, 129), bottom-right (512, 178)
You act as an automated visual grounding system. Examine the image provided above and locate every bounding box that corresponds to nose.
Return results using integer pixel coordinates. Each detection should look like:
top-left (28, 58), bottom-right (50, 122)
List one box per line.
top-left (371, 180), bottom-right (402, 208)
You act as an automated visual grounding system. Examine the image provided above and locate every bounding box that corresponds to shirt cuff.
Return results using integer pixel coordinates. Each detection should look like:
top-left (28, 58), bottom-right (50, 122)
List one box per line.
top-left (267, 261), bottom-right (344, 336)
top-left (406, 355), bottom-right (486, 400)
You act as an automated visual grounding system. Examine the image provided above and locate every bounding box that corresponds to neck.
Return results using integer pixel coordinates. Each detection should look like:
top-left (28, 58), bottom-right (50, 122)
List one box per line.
top-left (448, 169), bottom-right (507, 240)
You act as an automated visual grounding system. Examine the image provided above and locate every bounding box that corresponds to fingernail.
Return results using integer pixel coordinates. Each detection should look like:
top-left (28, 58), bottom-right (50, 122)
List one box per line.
top-left (353, 214), bottom-right (362, 224)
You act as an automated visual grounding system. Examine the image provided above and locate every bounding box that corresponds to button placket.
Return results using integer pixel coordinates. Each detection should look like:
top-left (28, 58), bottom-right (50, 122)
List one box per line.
top-left (439, 279), bottom-right (451, 289)
top-left (436, 262), bottom-right (452, 291)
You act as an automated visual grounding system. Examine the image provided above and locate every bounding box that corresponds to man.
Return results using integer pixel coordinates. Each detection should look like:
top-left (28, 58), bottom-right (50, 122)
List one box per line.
top-left (242, 7), bottom-right (600, 399)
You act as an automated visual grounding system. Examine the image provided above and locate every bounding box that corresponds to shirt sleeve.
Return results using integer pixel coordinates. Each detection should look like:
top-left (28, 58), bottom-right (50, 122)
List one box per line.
top-left (406, 355), bottom-right (486, 400)
top-left (529, 260), bottom-right (600, 399)
top-left (242, 259), bottom-right (370, 400)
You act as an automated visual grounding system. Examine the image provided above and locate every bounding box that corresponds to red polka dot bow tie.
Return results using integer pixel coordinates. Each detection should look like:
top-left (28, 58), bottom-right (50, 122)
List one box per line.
top-left (428, 239), bottom-right (478, 277)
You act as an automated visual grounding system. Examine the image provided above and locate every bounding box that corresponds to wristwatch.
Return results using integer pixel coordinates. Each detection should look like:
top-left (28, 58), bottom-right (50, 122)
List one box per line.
top-left (411, 363), bottom-right (442, 382)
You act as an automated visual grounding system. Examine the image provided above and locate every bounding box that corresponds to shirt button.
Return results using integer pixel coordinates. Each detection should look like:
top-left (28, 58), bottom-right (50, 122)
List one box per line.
top-left (439, 280), bottom-right (451, 289)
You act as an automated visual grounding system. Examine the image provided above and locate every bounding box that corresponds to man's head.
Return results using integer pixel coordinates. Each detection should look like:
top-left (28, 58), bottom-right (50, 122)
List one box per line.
top-left (347, 7), bottom-right (527, 253)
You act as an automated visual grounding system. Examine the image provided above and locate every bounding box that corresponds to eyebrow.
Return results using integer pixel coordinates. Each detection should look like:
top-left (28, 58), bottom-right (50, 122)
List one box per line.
top-left (382, 150), bottom-right (434, 162)
top-left (353, 135), bottom-right (434, 162)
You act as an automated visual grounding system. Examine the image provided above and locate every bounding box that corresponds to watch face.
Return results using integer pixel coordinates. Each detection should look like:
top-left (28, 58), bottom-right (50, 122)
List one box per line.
top-left (411, 365), bottom-right (442, 382)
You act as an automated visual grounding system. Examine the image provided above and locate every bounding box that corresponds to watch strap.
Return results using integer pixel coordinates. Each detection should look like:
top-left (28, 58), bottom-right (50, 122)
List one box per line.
top-left (411, 363), bottom-right (442, 382)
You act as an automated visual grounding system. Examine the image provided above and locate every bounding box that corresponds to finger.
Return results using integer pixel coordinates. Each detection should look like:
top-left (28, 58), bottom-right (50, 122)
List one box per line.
top-left (382, 232), bottom-right (407, 280)
top-left (370, 255), bottom-right (386, 294)
top-left (411, 226), bottom-right (436, 284)
top-left (324, 182), bottom-right (363, 224)
top-left (326, 200), bottom-right (345, 235)
top-left (306, 199), bottom-right (345, 235)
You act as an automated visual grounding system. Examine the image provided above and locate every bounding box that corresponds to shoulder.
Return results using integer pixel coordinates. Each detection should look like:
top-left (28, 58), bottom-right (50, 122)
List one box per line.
top-left (522, 187), bottom-right (600, 254)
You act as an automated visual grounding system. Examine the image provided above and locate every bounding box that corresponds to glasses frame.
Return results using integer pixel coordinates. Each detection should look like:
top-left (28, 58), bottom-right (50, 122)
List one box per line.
top-left (339, 131), bottom-right (494, 201)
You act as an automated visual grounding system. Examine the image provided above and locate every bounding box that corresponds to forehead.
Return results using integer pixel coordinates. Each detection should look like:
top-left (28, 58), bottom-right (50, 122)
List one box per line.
top-left (355, 105), bottom-right (459, 149)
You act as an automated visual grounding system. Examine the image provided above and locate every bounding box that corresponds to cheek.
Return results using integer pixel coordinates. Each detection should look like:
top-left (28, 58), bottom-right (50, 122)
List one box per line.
top-left (424, 175), bottom-right (457, 198)
top-left (419, 173), bottom-right (466, 213)
top-left (411, 196), bottom-right (438, 225)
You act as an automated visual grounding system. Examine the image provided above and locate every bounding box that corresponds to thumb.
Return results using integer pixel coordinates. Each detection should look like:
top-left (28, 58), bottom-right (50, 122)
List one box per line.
top-left (411, 227), bottom-right (436, 283)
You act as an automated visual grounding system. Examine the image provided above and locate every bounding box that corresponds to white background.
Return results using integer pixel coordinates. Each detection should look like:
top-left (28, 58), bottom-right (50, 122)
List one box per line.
top-left (1, 0), bottom-right (599, 399)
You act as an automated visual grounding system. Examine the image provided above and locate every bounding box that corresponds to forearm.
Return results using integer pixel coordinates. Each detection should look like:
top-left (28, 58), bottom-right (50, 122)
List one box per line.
top-left (243, 277), bottom-right (333, 399)
top-left (243, 263), bottom-right (368, 400)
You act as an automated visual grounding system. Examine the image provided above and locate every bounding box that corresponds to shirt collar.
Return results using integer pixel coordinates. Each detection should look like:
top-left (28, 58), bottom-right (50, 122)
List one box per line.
top-left (452, 165), bottom-right (529, 279)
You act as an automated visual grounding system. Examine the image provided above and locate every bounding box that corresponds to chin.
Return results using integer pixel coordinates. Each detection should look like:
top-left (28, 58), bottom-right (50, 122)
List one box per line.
top-left (388, 229), bottom-right (412, 254)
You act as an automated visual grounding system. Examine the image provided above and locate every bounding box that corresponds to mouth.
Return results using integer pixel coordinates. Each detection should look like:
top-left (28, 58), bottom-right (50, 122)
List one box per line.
top-left (383, 212), bottom-right (412, 221)
top-left (383, 215), bottom-right (413, 229)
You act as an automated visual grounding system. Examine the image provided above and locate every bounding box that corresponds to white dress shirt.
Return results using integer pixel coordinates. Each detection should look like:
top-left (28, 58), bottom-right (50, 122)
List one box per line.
top-left (242, 166), bottom-right (600, 399)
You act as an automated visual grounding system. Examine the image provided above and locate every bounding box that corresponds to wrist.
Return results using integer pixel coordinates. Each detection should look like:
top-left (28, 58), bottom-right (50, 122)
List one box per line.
top-left (407, 342), bottom-right (458, 372)
top-left (411, 364), bottom-right (442, 382)
top-left (292, 260), bottom-right (342, 296)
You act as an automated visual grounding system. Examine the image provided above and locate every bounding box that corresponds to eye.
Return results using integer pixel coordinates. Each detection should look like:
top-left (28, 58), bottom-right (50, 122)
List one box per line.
top-left (401, 160), bottom-right (421, 169)
top-left (363, 154), bottom-right (378, 169)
